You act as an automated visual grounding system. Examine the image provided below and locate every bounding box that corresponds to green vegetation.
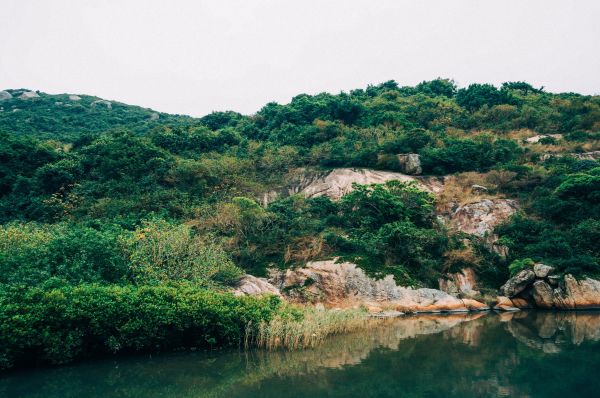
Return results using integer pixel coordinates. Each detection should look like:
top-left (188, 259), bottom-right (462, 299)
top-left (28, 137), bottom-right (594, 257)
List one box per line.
top-left (0, 79), bottom-right (598, 369)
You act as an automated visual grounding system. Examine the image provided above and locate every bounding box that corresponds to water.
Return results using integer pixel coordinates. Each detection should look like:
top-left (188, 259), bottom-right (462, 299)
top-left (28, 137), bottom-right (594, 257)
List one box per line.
top-left (3, 311), bottom-right (600, 398)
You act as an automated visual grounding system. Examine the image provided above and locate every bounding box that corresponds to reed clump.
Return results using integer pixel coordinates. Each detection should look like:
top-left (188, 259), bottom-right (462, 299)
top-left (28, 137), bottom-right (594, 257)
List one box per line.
top-left (249, 305), bottom-right (370, 350)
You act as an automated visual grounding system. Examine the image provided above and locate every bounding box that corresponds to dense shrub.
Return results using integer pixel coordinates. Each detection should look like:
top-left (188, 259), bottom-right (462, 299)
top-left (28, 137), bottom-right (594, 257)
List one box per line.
top-left (0, 282), bottom-right (281, 369)
top-left (125, 220), bottom-right (243, 285)
top-left (0, 223), bottom-right (128, 285)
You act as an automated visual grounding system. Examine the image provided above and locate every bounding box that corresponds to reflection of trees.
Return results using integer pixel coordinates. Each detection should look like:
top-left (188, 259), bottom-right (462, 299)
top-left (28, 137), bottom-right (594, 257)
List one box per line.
top-left (3, 312), bottom-right (600, 398)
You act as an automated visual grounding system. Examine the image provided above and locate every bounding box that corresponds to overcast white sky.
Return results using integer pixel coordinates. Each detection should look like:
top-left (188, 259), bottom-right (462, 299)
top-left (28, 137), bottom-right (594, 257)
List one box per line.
top-left (1, 0), bottom-right (599, 117)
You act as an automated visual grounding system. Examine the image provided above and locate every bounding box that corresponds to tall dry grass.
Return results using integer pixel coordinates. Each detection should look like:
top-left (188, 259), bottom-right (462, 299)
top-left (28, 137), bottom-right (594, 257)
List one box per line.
top-left (248, 306), bottom-right (370, 350)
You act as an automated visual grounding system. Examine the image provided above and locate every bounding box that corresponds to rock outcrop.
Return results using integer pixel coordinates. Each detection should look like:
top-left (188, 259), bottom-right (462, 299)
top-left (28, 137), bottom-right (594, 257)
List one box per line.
top-left (573, 151), bottom-right (600, 161)
top-left (260, 168), bottom-right (443, 205)
top-left (449, 198), bottom-right (519, 256)
top-left (268, 259), bottom-right (488, 313)
top-left (233, 275), bottom-right (281, 297)
top-left (451, 199), bottom-right (519, 238)
top-left (18, 91), bottom-right (39, 99)
top-left (91, 99), bottom-right (112, 109)
top-left (525, 134), bottom-right (562, 143)
top-left (438, 268), bottom-right (480, 298)
top-left (0, 91), bottom-right (12, 101)
top-left (68, 95), bottom-right (82, 101)
top-left (496, 264), bottom-right (600, 310)
top-left (396, 154), bottom-right (422, 175)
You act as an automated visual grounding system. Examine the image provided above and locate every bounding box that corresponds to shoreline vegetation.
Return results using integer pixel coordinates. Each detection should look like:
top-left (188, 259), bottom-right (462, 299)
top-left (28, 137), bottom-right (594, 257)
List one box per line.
top-left (0, 281), bottom-right (374, 370)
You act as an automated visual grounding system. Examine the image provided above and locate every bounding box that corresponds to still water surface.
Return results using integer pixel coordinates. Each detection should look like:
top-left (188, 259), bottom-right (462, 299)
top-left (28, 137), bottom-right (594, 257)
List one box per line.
top-left (2, 311), bottom-right (600, 397)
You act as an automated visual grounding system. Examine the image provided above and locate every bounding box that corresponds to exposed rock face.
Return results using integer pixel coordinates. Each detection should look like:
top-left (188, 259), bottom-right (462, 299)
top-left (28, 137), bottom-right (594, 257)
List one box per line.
top-left (18, 91), bottom-right (39, 99)
top-left (525, 134), bottom-right (562, 143)
top-left (233, 275), bottom-right (281, 297)
top-left (396, 154), bottom-right (422, 175)
top-left (438, 268), bottom-right (480, 298)
top-left (68, 95), bottom-right (82, 101)
top-left (268, 259), bottom-right (488, 313)
top-left (0, 91), bottom-right (12, 101)
top-left (496, 265), bottom-right (600, 310)
top-left (500, 269), bottom-right (536, 297)
top-left (573, 151), bottom-right (600, 161)
top-left (451, 199), bottom-right (519, 238)
top-left (534, 263), bottom-right (553, 278)
top-left (260, 168), bottom-right (443, 205)
top-left (91, 99), bottom-right (112, 109)
top-left (450, 198), bottom-right (519, 257)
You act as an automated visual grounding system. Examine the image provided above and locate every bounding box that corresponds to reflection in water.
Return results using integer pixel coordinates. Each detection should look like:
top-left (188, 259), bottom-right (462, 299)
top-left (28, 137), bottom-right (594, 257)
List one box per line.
top-left (2, 311), bottom-right (600, 397)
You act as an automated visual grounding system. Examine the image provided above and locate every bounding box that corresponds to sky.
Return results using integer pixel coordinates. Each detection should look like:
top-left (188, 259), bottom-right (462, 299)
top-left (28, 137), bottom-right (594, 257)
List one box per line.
top-left (1, 0), bottom-right (599, 117)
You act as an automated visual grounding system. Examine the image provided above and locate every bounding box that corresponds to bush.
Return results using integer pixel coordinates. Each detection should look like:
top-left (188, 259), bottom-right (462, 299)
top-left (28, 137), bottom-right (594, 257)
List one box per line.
top-left (0, 282), bottom-right (281, 369)
top-left (125, 220), bottom-right (243, 286)
top-left (0, 223), bottom-right (128, 285)
top-left (508, 258), bottom-right (535, 276)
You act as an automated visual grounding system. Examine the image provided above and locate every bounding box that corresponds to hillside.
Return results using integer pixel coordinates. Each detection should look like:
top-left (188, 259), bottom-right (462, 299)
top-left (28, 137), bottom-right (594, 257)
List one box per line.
top-left (0, 89), bottom-right (194, 141)
top-left (1, 79), bottom-right (599, 368)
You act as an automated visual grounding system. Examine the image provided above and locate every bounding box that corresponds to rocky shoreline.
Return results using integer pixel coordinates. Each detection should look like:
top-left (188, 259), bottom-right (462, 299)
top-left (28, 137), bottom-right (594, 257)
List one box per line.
top-left (234, 260), bottom-right (600, 316)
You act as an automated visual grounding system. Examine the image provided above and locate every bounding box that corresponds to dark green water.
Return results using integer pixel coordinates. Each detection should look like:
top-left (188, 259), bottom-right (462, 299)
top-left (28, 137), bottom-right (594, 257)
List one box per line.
top-left (3, 311), bottom-right (600, 398)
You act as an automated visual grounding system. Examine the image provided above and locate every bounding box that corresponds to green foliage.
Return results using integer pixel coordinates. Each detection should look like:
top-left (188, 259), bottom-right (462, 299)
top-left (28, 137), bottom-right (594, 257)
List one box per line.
top-left (420, 136), bottom-right (522, 174)
top-left (0, 282), bottom-right (281, 369)
top-left (0, 223), bottom-right (128, 285)
top-left (508, 258), bottom-right (535, 276)
top-left (456, 83), bottom-right (516, 111)
top-left (125, 220), bottom-right (243, 285)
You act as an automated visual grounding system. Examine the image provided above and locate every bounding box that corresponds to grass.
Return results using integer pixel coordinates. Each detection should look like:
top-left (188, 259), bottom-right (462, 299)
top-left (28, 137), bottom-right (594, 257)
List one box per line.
top-left (248, 305), bottom-right (370, 350)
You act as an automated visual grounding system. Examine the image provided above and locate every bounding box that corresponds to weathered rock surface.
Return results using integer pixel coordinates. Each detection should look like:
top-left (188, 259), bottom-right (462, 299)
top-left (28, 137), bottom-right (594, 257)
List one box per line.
top-left (260, 168), bottom-right (444, 205)
top-left (451, 199), bottom-right (519, 238)
top-left (534, 263), bottom-right (554, 279)
top-left (68, 94), bottom-right (82, 101)
top-left (525, 134), bottom-right (562, 143)
top-left (573, 151), bottom-right (600, 161)
top-left (18, 91), bottom-right (39, 99)
top-left (501, 269), bottom-right (536, 297)
top-left (91, 99), bottom-right (112, 109)
top-left (494, 296), bottom-right (520, 311)
top-left (438, 268), bottom-right (480, 298)
top-left (396, 154), bottom-right (422, 175)
top-left (496, 266), bottom-right (600, 310)
top-left (233, 275), bottom-right (281, 297)
top-left (0, 91), bottom-right (12, 101)
top-left (268, 259), bottom-right (488, 313)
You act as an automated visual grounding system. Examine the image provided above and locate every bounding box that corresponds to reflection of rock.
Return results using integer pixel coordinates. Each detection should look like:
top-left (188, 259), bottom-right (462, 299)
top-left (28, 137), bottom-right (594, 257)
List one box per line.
top-left (396, 154), bottom-right (422, 175)
top-left (233, 275), bottom-right (281, 297)
top-left (269, 259), bottom-right (488, 313)
top-left (505, 311), bottom-right (600, 354)
top-left (498, 269), bottom-right (600, 310)
top-left (438, 268), bottom-right (480, 298)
